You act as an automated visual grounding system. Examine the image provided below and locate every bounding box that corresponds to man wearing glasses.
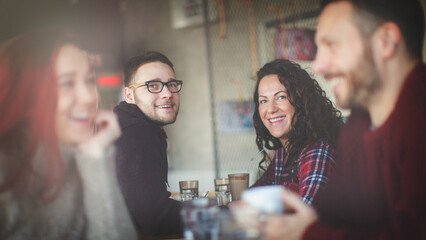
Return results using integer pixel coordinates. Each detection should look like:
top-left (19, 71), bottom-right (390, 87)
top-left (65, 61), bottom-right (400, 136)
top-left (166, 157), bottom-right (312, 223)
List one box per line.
top-left (114, 52), bottom-right (183, 237)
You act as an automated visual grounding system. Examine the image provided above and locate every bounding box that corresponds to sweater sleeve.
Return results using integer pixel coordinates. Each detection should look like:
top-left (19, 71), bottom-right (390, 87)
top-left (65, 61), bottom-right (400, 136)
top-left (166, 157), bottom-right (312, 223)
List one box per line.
top-left (75, 147), bottom-right (137, 240)
top-left (298, 141), bottom-right (336, 205)
top-left (304, 209), bottom-right (425, 240)
top-left (301, 139), bottom-right (404, 240)
top-left (304, 221), bottom-right (389, 240)
top-left (115, 123), bottom-right (183, 236)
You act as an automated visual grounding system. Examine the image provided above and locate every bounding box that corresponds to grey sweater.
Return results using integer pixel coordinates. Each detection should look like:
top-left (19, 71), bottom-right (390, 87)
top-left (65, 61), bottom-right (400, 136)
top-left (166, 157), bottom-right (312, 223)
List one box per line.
top-left (0, 145), bottom-right (137, 240)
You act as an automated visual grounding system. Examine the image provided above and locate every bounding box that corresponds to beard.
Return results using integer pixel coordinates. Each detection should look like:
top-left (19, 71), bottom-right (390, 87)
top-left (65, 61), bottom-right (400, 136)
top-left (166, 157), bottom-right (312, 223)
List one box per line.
top-left (345, 43), bottom-right (382, 110)
top-left (151, 113), bottom-right (178, 126)
top-left (134, 97), bottom-right (179, 126)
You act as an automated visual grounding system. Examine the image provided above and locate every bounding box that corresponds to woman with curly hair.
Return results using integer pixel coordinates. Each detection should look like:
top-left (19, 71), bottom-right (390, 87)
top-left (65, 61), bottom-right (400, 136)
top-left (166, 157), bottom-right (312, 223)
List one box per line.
top-left (251, 59), bottom-right (343, 204)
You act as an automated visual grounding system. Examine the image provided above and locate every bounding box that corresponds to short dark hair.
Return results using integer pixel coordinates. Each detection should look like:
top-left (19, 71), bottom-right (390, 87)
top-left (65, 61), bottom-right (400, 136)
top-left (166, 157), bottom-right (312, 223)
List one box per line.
top-left (322, 0), bottom-right (425, 60)
top-left (123, 51), bottom-right (174, 87)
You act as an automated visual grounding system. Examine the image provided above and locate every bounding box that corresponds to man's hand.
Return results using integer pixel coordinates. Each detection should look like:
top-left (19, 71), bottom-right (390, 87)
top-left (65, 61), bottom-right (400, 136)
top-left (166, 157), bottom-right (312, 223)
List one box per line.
top-left (263, 190), bottom-right (318, 240)
top-left (78, 110), bottom-right (121, 158)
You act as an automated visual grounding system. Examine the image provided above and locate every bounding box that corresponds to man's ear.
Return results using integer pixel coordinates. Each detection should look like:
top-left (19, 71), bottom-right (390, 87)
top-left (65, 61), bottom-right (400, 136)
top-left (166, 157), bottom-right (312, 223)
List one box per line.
top-left (124, 87), bottom-right (135, 104)
top-left (376, 22), bottom-right (402, 59)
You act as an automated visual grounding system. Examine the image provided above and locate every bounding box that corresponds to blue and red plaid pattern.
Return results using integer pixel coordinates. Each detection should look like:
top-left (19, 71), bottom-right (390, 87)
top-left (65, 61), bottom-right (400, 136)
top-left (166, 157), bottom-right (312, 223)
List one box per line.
top-left (252, 140), bottom-right (336, 204)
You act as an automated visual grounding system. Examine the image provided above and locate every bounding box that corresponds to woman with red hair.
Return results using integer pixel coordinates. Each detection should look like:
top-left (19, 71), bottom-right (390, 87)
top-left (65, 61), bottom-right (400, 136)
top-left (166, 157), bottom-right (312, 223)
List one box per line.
top-left (0, 30), bottom-right (136, 239)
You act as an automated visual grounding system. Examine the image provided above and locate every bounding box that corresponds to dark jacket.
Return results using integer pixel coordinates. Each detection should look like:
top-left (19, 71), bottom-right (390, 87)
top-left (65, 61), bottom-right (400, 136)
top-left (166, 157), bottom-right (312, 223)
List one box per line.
top-left (114, 101), bottom-right (183, 236)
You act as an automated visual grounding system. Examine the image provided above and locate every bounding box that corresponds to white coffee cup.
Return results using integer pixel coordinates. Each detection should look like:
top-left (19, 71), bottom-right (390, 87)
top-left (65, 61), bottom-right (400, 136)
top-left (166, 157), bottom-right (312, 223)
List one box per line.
top-left (241, 185), bottom-right (285, 214)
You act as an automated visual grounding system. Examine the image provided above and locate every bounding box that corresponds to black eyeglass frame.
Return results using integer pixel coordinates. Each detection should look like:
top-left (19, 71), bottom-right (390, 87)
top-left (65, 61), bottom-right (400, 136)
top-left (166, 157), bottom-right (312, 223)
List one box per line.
top-left (128, 80), bottom-right (183, 93)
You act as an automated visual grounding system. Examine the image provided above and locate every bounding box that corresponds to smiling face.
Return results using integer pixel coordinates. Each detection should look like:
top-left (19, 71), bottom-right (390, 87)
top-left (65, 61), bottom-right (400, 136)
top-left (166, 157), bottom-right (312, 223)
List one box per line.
top-left (55, 44), bottom-right (98, 145)
top-left (258, 74), bottom-right (295, 146)
top-left (313, 1), bottom-right (381, 109)
top-left (130, 61), bottom-right (180, 126)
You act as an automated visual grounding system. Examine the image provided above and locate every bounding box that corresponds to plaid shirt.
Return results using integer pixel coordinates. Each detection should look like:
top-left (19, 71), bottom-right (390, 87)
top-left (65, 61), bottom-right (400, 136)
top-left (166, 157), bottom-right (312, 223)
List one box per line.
top-left (252, 140), bottom-right (336, 204)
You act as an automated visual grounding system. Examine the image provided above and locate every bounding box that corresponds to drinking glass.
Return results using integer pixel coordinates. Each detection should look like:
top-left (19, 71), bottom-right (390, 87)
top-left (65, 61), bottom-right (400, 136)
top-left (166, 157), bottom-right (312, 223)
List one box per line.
top-left (214, 178), bottom-right (232, 206)
top-left (228, 173), bottom-right (249, 201)
top-left (179, 180), bottom-right (199, 202)
top-left (180, 198), bottom-right (219, 240)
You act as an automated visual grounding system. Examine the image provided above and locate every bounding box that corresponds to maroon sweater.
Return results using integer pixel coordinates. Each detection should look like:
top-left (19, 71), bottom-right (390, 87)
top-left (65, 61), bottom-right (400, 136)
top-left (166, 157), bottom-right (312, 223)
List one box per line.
top-left (304, 64), bottom-right (426, 239)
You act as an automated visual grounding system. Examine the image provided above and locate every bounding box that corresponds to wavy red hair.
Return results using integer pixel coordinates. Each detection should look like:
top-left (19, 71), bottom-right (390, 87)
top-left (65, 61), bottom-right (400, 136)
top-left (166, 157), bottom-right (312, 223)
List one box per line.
top-left (0, 30), bottom-right (68, 202)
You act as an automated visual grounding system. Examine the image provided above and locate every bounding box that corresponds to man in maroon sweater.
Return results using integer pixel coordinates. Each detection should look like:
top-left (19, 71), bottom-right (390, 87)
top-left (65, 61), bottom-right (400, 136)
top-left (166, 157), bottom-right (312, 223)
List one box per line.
top-left (259, 0), bottom-right (426, 239)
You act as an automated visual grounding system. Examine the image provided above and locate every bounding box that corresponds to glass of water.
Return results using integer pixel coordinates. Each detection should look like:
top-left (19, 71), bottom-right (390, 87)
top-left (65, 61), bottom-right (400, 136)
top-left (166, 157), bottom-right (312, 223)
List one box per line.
top-left (180, 198), bottom-right (219, 240)
top-left (179, 180), bottom-right (199, 202)
top-left (214, 178), bottom-right (232, 206)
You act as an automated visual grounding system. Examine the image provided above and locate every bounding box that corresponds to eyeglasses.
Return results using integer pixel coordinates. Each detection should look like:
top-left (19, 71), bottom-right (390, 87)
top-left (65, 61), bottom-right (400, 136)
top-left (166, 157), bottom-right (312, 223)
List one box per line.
top-left (128, 80), bottom-right (183, 93)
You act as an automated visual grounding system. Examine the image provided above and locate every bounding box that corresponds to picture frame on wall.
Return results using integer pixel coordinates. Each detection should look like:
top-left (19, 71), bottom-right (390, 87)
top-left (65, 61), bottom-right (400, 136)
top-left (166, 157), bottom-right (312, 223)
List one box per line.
top-left (170, 0), bottom-right (217, 29)
top-left (219, 100), bottom-right (255, 134)
top-left (274, 27), bottom-right (317, 61)
top-left (264, 9), bottom-right (320, 62)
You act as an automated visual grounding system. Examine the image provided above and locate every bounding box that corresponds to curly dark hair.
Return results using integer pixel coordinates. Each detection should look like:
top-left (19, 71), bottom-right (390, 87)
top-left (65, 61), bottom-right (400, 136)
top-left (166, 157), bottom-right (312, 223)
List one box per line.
top-left (253, 59), bottom-right (343, 172)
